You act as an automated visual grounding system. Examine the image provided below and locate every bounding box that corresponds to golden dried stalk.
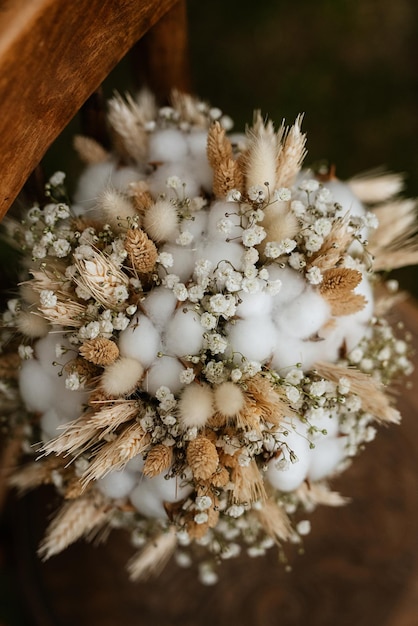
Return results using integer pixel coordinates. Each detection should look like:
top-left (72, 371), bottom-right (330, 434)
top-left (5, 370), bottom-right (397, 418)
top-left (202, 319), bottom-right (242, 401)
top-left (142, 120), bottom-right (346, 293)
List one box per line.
top-left (207, 121), bottom-right (244, 198)
top-left (79, 337), bottom-right (120, 366)
top-left (231, 459), bottom-right (266, 504)
top-left (171, 90), bottom-right (208, 128)
top-left (307, 217), bottom-right (352, 271)
top-left (328, 292), bottom-right (367, 316)
top-left (128, 526), bottom-right (177, 581)
top-left (124, 228), bottom-right (158, 273)
top-left (296, 481), bottom-right (350, 508)
top-left (107, 93), bottom-right (149, 163)
top-left (9, 457), bottom-right (64, 493)
top-left (315, 361), bottom-right (401, 424)
top-left (73, 135), bottom-right (109, 164)
top-left (186, 436), bottom-right (219, 480)
top-left (81, 422), bottom-right (150, 487)
top-left (245, 375), bottom-right (296, 425)
top-left (319, 268), bottom-right (366, 316)
top-left (275, 115), bottom-right (307, 188)
top-left (38, 494), bottom-right (110, 560)
top-left (143, 444), bottom-right (173, 478)
top-left (73, 250), bottom-right (130, 310)
top-left (256, 498), bottom-right (293, 542)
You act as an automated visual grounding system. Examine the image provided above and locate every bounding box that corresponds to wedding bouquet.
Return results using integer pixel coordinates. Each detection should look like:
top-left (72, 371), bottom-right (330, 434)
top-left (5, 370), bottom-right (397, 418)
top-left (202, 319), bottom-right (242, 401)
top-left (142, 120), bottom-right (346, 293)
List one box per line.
top-left (1, 91), bottom-right (416, 584)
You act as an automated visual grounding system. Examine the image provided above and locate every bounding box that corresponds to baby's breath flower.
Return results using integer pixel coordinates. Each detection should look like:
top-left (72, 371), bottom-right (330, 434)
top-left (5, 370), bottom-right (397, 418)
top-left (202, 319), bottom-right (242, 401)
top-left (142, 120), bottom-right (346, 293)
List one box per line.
top-left (248, 185), bottom-right (266, 203)
top-left (288, 252), bottom-right (306, 269)
top-left (166, 176), bottom-right (182, 189)
top-left (306, 266), bottom-right (323, 285)
top-left (274, 187), bottom-right (292, 201)
top-left (313, 217), bottom-right (332, 237)
top-left (18, 345), bottom-right (34, 360)
top-left (216, 218), bottom-right (234, 234)
top-left (304, 233), bottom-right (323, 252)
top-left (65, 372), bottom-right (82, 391)
top-left (242, 225), bottom-right (266, 247)
top-left (179, 368), bottom-right (195, 384)
top-left (290, 200), bottom-right (306, 216)
top-left (51, 238), bottom-right (71, 258)
top-left (176, 231), bottom-right (194, 246)
top-left (200, 312), bottom-right (217, 330)
top-left (39, 290), bottom-right (57, 308)
top-left (299, 179), bottom-right (320, 193)
top-left (230, 368), bottom-right (242, 382)
top-left (172, 283), bottom-right (188, 301)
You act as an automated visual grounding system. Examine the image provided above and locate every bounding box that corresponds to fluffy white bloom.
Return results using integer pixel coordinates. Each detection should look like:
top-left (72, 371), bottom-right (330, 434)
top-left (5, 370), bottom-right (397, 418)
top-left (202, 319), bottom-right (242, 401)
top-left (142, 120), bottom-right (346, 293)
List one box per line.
top-left (158, 252), bottom-right (174, 268)
top-left (242, 225), bottom-right (266, 247)
top-left (162, 274), bottom-right (180, 289)
top-left (176, 231), bottom-right (194, 246)
top-left (179, 368), bottom-right (195, 384)
top-left (285, 368), bottom-right (304, 385)
top-left (188, 285), bottom-right (205, 303)
top-left (195, 495), bottom-right (212, 511)
top-left (273, 187), bottom-right (292, 201)
top-left (217, 218), bottom-right (235, 234)
top-left (204, 332), bottom-right (228, 354)
top-left (313, 218), bottom-right (332, 237)
top-left (310, 380), bottom-right (327, 397)
top-left (230, 368), bottom-right (243, 382)
top-left (172, 283), bottom-right (188, 301)
top-left (200, 312), bottom-right (217, 330)
top-left (306, 266), bottom-right (323, 285)
top-left (299, 179), bottom-right (320, 193)
top-left (304, 233), bottom-right (323, 252)
top-left (290, 200), bottom-right (306, 216)
top-left (39, 290), bottom-right (57, 308)
top-left (49, 171), bottom-right (66, 186)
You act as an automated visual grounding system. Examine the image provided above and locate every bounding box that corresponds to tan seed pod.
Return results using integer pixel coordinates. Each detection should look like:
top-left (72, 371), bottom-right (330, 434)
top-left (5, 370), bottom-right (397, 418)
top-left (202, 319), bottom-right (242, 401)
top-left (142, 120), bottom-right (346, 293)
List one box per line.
top-left (143, 444), bottom-right (173, 478)
top-left (124, 228), bottom-right (158, 273)
top-left (79, 337), bottom-right (120, 366)
top-left (186, 436), bottom-right (219, 480)
top-left (210, 466), bottom-right (230, 488)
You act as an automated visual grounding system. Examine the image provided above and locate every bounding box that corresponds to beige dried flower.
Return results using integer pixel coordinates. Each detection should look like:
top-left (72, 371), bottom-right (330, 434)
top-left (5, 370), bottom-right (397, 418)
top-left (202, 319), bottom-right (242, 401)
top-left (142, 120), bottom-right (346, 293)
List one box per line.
top-left (315, 361), bottom-right (401, 424)
top-left (256, 498), bottom-right (293, 542)
top-left (210, 465), bottom-right (230, 488)
top-left (74, 251), bottom-right (130, 310)
top-left (128, 526), bottom-right (177, 581)
top-left (171, 90), bottom-right (209, 128)
top-left (275, 114), bottom-right (307, 188)
top-left (107, 93), bottom-right (149, 163)
top-left (143, 444), bottom-right (173, 478)
top-left (38, 494), bottom-right (111, 560)
top-left (124, 228), bottom-right (158, 273)
top-left (296, 482), bottom-right (350, 508)
top-left (231, 459), bottom-right (266, 504)
top-left (319, 268), bottom-right (366, 316)
top-left (186, 436), bottom-right (219, 480)
top-left (245, 375), bottom-right (296, 425)
top-left (128, 181), bottom-right (154, 215)
top-left (79, 337), bottom-right (120, 366)
top-left (73, 135), bottom-right (110, 164)
top-left (307, 216), bottom-right (352, 271)
top-left (244, 112), bottom-right (278, 192)
top-left (207, 121), bottom-right (244, 198)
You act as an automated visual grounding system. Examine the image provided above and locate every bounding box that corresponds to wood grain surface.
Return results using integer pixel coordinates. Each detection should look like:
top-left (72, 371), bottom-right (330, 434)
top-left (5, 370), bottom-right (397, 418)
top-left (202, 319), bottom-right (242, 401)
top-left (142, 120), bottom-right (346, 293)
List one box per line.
top-left (0, 0), bottom-right (185, 220)
top-left (4, 300), bottom-right (418, 626)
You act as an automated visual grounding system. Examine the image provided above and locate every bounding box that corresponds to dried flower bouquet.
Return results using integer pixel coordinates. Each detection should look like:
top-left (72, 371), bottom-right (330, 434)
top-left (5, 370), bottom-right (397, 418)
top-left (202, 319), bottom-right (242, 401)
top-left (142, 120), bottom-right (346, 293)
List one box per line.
top-left (1, 91), bottom-right (417, 585)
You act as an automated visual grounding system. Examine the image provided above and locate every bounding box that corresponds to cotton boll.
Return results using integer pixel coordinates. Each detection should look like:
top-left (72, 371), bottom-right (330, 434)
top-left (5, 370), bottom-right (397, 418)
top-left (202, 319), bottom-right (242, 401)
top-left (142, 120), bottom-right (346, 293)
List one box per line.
top-left (125, 453), bottom-right (146, 474)
top-left (214, 382), bottom-right (245, 418)
top-left (206, 201), bottom-right (243, 241)
top-left (144, 356), bottom-right (185, 396)
top-left (351, 273), bottom-right (374, 323)
top-left (142, 472), bottom-right (193, 503)
top-left (110, 166), bottom-right (143, 192)
top-left (73, 161), bottom-right (116, 210)
top-left (307, 436), bottom-right (348, 482)
top-left (265, 424), bottom-right (311, 492)
top-left (187, 131), bottom-right (213, 190)
top-left (97, 469), bottom-right (138, 500)
top-left (141, 287), bottom-right (177, 330)
top-left (200, 240), bottom-right (243, 272)
top-left (180, 210), bottom-right (208, 240)
top-left (40, 408), bottom-right (68, 441)
top-left (148, 129), bottom-right (189, 163)
top-left (178, 383), bottom-right (214, 429)
top-left (51, 382), bottom-right (88, 420)
top-left (272, 329), bottom-right (341, 372)
top-left (142, 199), bottom-right (178, 243)
top-left (269, 266), bottom-right (305, 306)
top-left (307, 409), bottom-right (340, 440)
top-left (35, 333), bottom-right (73, 377)
top-left (165, 309), bottom-right (205, 357)
top-left (236, 291), bottom-right (273, 318)
top-left (158, 243), bottom-right (195, 282)
top-left (147, 162), bottom-right (201, 200)
top-left (323, 179), bottom-right (365, 218)
top-left (340, 319), bottom-right (371, 353)
top-left (129, 481), bottom-right (168, 518)
top-left (19, 360), bottom-right (55, 412)
top-left (227, 316), bottom-right (276, 363)
top-left (118, 313), bottom-right (161, 368)
top-left (275, 288), bottom-right (330, 340)
top-left (101, 357), bottom-right (144, 396)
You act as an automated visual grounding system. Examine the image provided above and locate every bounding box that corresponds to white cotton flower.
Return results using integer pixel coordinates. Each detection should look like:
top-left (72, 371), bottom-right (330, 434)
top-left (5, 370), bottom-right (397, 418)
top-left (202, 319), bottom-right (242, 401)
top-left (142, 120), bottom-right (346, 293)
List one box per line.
top-left (310, 380), bottom-right (327, 397)
top-left (39, 290), bottom-right (57, 308)
top-left (195, 495), bottom-right (212, 511)
top-left (306, 266), bottom-right (323, 285)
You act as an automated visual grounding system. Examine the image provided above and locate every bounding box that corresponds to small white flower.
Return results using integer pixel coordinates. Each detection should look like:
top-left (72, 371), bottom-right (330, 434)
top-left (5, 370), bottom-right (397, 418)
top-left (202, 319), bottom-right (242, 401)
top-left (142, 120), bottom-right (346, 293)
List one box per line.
top-left (49, 171), bottom-right (66, 186)
top-left (195, 495), bottom-right (212, 511)
top-left (209, 107), bottom-right (222, 120)
top-left (32, 244), bottom-right (47, 259)
top-left (266, 279), bottom-right (282, 295)
top-left (179, 368), bottom-right (195, 384)
top-left (290, 200), bottom-right (306, 216)
top-left (166, 175), bottom-right (182, 189)
top-left (194, 512), bottom-right (209, 524)
top-left (204, 332), bottom-right (228, 354)
top-left (226, 504), bottom-right (245, 518)
top-left (55, 203), bottom-right (70, 220)
top-left (285, 368), bottom-right (304, 385)
top-left (304, 233), bottom-right (323, 252)
top-left (51, 238), bottom-right (71, 258)
top-left (208, 294), bottom-right (229, 314)
top-left (176, 230), bottom-right (194, 246)
top-left (273, 187), bottom-right (292, 201)
top-left (194, 258), bottom-right (213, 279)
top-left (200, 312), bottom-right (217, 330)
top-left (243, 361), bottom-right (262, 377)
top-left (157, 252), bottom-right (174, 268)
top-left (310, 380), bottom-right (327, 397)
top-left (296, 520), bottom-right (311, 535)
top-left (306, 266), bottom-right (323, 285)
top-left (65, 372), bottom-right (81, 391)
top-left (114, 285), bottom-right (129, 303)
top-left (248, 185), bottom-right (266, 203)
top-left (338, 377), bottom-right (351, 395)
top-left (230, 368), bottom-right (242, 382)
top-left (225, 272), bottom-right (243, 292)
top-left (18, 345), bottom-right (34, 360)
top-left (216, 218), bottom-right (234, 234)
top-left (204, 361), bottom-right (226, 384)
top-left (348, 347), bottom-right (363, 364)
top-left (162, 274), bottom-right (180, 289)
top-left (242, 225), bottom-right (266, 247)
top-left (27, 206), bottom-right (41, 223)
top-left (241, 277), bottom-right (261, 294)
top-left (188, 284), bottom-right (205, 303)
top-left (286, 386), bottom-right (300, 403)
top-left (299, 179), bottom-right (320, 193)
top-left (112, 312), bottom-right (130, 331)
top-left (79, 321), bottom-right (100, 340)
top-left (226, 188), bottom-right (242, 203)
top-left (40, 290), bottom-right (57, 308)
top-left (258, 268), bottom-right (269, 280)
top-left (172, 283), bottom-right (188, 301)
top-left (264, 242), bottom-right (282, 259)
top-left (313, 217), bottom-right (332, 237)
top-left (288, 251), bottom-right (306, 269)
top-left (243, 247), bottom-right (259, 265)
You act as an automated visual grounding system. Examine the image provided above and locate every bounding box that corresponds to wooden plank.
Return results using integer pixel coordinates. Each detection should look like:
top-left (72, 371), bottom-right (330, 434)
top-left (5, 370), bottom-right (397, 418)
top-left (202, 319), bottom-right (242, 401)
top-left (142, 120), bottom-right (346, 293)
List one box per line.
top-left (0, 0), bottom-right (180, 220)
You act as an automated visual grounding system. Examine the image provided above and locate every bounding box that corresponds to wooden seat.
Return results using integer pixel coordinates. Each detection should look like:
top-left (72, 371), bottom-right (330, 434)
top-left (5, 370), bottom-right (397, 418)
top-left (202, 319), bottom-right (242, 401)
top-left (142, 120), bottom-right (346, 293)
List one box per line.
top-left (0, 0), bottom-right (190, 220)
